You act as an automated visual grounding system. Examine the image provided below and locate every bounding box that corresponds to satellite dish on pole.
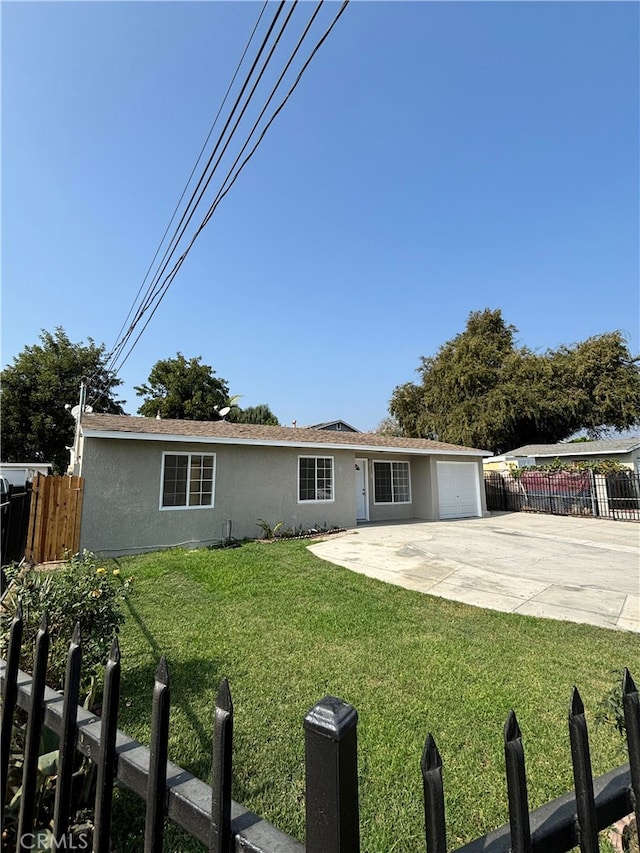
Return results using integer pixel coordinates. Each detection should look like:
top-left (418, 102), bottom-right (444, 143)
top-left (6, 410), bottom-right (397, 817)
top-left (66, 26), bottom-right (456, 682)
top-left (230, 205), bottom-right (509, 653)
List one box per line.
top-left (218, 406), bottom-right (231, 419)
top-left (70, 404), bottom-right (93, 418)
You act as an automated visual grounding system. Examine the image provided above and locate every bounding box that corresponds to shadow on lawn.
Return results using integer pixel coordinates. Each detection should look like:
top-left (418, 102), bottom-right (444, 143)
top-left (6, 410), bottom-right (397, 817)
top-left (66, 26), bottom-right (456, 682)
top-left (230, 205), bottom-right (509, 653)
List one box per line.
top-left (119, 597), bottom-right (227, 769)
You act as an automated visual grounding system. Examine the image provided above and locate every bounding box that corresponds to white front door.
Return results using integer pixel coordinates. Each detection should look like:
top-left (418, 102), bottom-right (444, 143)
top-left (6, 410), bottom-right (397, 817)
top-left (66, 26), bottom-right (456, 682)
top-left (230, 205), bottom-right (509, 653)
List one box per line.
top-left (355, 458), bottom-right (368, 520)
top-left (436, 461), bottom-right (481, 519)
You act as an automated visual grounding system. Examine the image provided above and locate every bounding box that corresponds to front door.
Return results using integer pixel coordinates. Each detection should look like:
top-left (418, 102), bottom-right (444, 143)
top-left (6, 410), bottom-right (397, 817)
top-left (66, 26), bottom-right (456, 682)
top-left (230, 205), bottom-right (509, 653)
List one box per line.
top-left (355, 458), bottom-right (368, 520)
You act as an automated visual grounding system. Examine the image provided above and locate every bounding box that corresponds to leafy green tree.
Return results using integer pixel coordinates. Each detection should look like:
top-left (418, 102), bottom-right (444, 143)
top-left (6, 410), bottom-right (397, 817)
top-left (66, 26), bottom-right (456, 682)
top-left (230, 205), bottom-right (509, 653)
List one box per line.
top-left (228, 403), bottom-right (280, 425)
top-left (389, 309), bottom-right (640, 453)
top-left (135, 353), bottom-right (233, 420)
top-left (0, 328), bottom-right (124, 472)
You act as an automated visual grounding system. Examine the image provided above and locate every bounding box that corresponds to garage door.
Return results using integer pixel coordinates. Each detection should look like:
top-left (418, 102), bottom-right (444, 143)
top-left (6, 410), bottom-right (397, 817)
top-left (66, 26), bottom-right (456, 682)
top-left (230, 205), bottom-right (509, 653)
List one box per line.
top-left (437, 461), bottom-right (481, 519)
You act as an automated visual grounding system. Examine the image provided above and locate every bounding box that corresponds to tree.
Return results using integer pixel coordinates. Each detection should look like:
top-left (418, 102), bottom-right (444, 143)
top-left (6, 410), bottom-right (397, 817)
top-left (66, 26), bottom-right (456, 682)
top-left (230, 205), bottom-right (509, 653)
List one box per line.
top-left (1, 327), bottom-right (124, 472)
top-left (135, 353), bottom-right (232, 420)
top-left (228, 404), bottom-right (280, 426)
top-left (389, 309), bottom-right (640, 453)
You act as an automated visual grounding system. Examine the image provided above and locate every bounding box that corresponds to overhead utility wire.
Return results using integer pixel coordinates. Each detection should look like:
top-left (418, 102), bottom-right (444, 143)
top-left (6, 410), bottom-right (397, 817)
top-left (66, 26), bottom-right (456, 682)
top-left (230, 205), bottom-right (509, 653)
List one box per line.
top-left (108, 0), bottom-right (350, 379)
top-left (90, 1), bottom-right (349, 400)
top-left (105, 0), bottom-right (270, 366)
top-left (99, 1), bottom-right (290, 385)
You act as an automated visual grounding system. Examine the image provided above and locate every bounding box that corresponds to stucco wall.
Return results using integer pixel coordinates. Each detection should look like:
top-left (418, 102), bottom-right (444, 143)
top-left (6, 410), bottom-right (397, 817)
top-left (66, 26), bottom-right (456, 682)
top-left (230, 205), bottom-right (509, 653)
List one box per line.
top-left (79, 438), bottom-right (359, 555)
top-left (79, 436), bottom-right (486, 555)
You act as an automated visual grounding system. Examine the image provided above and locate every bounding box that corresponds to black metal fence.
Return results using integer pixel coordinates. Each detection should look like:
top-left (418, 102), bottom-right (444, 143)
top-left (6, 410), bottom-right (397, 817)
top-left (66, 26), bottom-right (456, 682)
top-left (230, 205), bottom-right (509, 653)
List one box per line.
top-left (484, 470), bottom-right (640, 521)
top-left (1, 485), bottom-right (32, 569)
top-left (1, 610), bottom-right (639, 853)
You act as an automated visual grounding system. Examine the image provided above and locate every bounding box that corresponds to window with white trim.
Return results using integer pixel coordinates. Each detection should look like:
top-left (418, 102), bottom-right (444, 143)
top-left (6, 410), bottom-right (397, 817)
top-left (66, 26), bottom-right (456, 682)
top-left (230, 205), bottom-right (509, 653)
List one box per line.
top-left (373, 460), bottom-right (410, 504)
top-left (161, 452), bottom-right (215, 508)
top-left (299, 456), bottom-right (334, 502)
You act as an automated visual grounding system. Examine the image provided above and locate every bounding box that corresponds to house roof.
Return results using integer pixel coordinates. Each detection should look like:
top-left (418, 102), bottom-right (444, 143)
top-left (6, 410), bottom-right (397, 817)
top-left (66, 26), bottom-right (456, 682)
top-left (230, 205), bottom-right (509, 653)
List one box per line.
top-left (506, 438), bottom-right (640, 458)
top-left (80, 413), bottom-right (490, 457)
top-left (304, 420), bottom-right (360, 432)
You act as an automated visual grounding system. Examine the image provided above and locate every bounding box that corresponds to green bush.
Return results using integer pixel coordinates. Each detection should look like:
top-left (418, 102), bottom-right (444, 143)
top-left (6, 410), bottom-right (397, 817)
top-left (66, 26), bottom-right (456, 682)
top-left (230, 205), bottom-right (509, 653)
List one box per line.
top-left (1, 552), bottom-right (133, 692)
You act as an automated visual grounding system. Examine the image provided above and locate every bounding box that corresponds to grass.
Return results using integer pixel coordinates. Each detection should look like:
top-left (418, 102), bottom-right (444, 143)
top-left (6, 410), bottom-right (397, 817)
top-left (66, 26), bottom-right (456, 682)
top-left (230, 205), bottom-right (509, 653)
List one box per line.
top-left (107, 539), bottom-right (638, 852)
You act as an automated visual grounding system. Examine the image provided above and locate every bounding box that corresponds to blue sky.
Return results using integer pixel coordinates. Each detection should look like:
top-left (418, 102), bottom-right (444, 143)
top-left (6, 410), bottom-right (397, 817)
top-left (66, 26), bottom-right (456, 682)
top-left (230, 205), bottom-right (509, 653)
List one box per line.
top-left (2, 1), bottom-right (638, 431)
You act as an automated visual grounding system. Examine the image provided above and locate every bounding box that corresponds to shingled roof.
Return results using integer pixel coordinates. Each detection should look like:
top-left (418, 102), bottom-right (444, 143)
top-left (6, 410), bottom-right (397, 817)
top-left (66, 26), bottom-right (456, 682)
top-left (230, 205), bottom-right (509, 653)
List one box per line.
top-left (80, 413), bottom-right (490, 456)
top-left (508, 438), bottom-right (640, 457)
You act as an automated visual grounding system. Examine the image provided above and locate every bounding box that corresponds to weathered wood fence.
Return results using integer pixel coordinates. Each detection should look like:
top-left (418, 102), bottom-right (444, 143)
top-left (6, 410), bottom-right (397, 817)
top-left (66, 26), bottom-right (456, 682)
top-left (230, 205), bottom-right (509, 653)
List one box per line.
top-left (1, 611), bottom-right (638, 853)
top-left (25, 474), bottom-right (84, 564)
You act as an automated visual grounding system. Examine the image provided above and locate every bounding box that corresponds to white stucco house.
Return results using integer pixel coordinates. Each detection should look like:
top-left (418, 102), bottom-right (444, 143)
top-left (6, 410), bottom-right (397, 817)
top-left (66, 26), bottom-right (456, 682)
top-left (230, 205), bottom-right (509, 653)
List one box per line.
top-left (74, 414), bottom-right (491, 557)
top-left (483, 438), bottom-right (640, 473)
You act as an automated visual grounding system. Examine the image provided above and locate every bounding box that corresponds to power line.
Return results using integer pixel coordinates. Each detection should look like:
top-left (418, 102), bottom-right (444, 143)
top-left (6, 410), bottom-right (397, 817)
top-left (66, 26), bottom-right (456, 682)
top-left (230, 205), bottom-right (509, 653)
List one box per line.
top-left (89, 1), bottom-right (350, 404)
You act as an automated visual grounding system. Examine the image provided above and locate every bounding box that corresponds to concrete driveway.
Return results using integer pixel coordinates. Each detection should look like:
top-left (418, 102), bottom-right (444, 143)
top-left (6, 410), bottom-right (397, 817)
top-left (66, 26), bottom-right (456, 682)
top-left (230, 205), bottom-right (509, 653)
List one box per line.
top-left (309, 512), bottom-right (640, 632)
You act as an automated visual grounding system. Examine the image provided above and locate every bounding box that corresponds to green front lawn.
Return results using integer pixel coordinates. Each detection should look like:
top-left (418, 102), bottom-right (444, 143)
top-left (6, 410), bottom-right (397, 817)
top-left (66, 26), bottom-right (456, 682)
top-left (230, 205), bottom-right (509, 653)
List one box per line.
top-left (112, 539), bottom-right (637, 852)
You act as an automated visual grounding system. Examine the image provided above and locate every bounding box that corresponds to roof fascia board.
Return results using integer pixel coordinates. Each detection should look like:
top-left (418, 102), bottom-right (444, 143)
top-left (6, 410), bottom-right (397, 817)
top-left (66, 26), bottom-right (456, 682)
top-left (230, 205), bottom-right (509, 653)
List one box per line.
top-left (81, 428), bottom-right (490, 457)
top-left (533, 446), bottom-right (639, 458)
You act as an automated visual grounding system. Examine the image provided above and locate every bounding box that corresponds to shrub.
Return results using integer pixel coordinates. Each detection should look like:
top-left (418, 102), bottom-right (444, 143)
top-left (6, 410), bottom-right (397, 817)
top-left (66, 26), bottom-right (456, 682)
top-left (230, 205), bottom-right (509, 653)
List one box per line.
top-left (0, 551), bottom-right (133, 692)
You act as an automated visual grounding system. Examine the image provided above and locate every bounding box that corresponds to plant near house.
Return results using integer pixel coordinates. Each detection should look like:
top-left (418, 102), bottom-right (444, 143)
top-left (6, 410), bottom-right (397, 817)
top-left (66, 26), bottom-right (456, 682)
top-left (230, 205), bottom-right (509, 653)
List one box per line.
top-left (256, 519), bottom-right (283, 540)
top-left (0, 551), bottom-right (133, 694)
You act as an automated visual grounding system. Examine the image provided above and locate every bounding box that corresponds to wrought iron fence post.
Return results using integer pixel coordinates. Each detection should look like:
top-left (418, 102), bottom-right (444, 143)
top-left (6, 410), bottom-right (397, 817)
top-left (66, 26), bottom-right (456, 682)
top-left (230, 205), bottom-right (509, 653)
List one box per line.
top-left (622, 669), bottom-right (640, 830)
top-left (17, 613), bottom-right (50, 853)
top-left (422, 733), bottom-right (447, 853)
top-left (504, 710), bottom-right (531, 853)
top-left (568, 686), bottom-right (598, 853)
top-left (92, 636), bottom-right (121, 853)
top-left (304, 695), bottom-right (360, 853)
top-left (144, 656), bottom-right (170, 853)
top-left (0, 604), bottom-right (23, 828)
top-left (210, 677), bottom-right (233, 853)
top-left (52, 622), bottom-right (82, 843)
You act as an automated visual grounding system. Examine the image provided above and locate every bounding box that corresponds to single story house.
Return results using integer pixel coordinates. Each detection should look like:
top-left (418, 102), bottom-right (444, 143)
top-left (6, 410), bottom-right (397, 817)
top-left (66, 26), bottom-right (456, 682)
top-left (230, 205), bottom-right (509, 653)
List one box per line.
top-left (75, 413), bottom-right (491, 557)
top-left (483, 438), bottom-right (640, 472)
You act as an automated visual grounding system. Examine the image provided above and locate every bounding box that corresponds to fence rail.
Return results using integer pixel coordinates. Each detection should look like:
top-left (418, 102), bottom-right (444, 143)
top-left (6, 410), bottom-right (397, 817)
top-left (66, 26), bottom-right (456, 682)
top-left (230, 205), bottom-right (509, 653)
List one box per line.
top-left (485, 470), bottom-right (640, 521)
top-left (1, 610), bottom-right (638, 853)
top-left (24, 474), bottom-right (84, 564)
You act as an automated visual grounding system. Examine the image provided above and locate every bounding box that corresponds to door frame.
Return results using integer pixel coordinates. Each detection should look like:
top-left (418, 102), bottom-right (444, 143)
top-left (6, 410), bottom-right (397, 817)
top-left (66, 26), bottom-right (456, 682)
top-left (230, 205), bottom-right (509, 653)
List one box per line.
top-left (355, 458), bottom-right (369, 521)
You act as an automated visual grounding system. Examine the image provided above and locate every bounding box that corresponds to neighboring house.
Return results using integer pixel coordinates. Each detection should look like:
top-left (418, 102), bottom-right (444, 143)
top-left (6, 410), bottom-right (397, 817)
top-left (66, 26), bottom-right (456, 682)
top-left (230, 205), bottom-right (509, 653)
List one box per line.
top-left (0, 462), bottom-right (52, 489)
top-left (483, 438), bottom-right (640, 472)
top-left (76, 414), bottom-right (491, 557)
top-left (305, 420), bottom-right (361, 433)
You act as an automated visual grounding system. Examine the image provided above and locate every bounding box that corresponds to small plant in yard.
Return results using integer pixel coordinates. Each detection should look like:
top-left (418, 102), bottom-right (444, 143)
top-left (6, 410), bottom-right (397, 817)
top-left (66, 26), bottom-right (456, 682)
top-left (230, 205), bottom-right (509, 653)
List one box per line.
top-left (256, 518), bottom-right (283, 540)
top-left (1, 552), bottom-right (133, 851)
top-left (0, 551), bottom-right (133, 693)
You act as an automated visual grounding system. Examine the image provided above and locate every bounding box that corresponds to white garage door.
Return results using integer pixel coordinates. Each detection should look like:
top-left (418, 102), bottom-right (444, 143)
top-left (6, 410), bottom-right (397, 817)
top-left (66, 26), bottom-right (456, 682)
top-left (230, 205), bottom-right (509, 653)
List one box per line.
top-left (437, 461), bottom-right (481, 519)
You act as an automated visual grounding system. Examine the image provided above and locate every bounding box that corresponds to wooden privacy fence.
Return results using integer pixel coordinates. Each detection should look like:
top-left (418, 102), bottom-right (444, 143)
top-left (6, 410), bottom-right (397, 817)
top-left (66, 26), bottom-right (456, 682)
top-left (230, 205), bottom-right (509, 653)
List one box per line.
top-left (1, 611), bottom-right (639, 853)
top-left (25, 474), bottom-right (84, 564)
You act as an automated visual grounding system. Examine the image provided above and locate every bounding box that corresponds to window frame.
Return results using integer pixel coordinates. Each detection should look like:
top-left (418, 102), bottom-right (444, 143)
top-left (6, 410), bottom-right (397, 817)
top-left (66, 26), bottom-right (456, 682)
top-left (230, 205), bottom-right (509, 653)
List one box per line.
top-left (298, 455), bottom-right (335, 504)
top-left (372, 459), bottom-right (411, 505)
top-left (159, 451), bottom-right (216, 511)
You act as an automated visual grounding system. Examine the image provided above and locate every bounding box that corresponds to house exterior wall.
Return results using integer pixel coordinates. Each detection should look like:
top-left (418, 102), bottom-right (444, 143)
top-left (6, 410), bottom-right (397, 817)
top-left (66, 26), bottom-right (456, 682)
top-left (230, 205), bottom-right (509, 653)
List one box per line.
top-left (78, 436), bottom-right (486, 556)
top-left (79, 438), bottom-right (357, 556)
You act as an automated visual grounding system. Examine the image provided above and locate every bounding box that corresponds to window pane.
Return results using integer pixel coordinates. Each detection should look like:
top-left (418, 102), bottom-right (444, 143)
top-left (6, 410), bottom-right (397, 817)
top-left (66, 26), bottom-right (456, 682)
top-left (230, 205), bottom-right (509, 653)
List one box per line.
top-left (316, 457), bottom-right (333, 500)
top-left (299, 457), bottom-right (333, 501)
top-left (163, 455), bottom-right (188, 506)
top-left (374, 462), bottom-right (392, 503)
top-left (188, 454), bottom-right (215, 506)
top-left (393, 462), bottom-right (410, 502)
top-left (299, 457), bottom-right (316, 501)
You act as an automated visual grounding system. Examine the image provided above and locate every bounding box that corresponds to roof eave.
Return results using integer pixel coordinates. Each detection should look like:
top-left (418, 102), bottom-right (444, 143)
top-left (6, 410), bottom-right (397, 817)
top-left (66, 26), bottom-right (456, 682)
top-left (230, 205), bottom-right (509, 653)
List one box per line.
top-left (80, 428), bottom-right (490, 457)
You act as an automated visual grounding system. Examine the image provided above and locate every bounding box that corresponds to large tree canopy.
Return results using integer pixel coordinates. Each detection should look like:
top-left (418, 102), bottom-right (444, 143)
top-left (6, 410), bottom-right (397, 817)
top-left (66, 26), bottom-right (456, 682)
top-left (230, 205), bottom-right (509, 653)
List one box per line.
top-left (136, 354), bottom-right (281, 424)
top-left (228, 404), bottom-right (279, 426)
top-left (389, 309), bottom-right (640, 454)
top-left (0, 327), bottom-right (124, 472)
top-left (135, 353), bottom-right (230, 420)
